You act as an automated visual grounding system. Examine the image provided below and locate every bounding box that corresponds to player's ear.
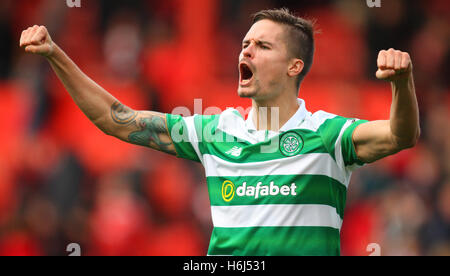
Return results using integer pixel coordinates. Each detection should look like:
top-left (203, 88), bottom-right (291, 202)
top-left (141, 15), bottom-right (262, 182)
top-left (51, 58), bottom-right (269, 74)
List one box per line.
top-left (288, 58), bottom-right (304, 78)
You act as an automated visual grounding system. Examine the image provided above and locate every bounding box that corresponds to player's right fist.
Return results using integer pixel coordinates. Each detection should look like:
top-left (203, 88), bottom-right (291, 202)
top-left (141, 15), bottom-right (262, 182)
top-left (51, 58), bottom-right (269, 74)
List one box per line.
top-left (19, 25), bottom-right (54, 57)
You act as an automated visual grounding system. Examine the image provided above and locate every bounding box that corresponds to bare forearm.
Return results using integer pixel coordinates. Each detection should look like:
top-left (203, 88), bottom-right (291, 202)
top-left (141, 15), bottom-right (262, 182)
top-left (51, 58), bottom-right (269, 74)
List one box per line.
top-left (19, 25), bottom-right (177, 155)
top-left (353, 49), bottom-right (420, 163)
top-left (389, 74), bottom-right (420, 147)
top-left (46, 44), bottom-right (118, 133)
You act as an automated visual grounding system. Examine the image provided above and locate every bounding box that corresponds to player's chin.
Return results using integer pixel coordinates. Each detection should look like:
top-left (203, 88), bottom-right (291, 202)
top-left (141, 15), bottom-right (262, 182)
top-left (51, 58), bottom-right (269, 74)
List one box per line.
top-left (237, 86), bottom-right (257, 98)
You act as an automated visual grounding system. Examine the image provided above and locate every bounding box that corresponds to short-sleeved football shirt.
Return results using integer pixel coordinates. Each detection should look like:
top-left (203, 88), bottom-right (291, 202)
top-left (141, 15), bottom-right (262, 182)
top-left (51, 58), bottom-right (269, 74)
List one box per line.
top-left (165, 98), bottom-right (368, 255)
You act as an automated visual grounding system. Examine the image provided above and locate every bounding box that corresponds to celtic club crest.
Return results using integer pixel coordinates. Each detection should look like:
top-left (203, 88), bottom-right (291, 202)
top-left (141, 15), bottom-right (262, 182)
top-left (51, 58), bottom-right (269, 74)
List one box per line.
top-left (279, 131), bottom-right (304, 157)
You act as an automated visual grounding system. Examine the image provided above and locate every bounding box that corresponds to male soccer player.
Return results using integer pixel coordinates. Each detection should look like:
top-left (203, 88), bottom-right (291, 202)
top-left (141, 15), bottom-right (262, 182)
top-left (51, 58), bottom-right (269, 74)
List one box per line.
top-left (19, 8), bottom-right (420, 255)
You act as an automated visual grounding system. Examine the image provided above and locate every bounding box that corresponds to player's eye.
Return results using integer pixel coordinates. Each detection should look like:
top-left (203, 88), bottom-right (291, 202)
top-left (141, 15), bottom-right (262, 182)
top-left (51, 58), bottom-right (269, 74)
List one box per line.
top-left (257, 42), bottom-right (270, 50)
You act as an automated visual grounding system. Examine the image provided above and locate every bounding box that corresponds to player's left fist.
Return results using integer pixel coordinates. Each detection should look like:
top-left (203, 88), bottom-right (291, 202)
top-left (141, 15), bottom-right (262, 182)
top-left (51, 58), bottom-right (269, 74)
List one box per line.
top-left (376, 48), bottom-right (412, 82)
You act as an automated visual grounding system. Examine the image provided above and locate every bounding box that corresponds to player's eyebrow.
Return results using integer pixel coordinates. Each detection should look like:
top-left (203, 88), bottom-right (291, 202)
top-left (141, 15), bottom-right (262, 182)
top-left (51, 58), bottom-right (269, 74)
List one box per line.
top-left (242, 39), bottom-right (273, 47)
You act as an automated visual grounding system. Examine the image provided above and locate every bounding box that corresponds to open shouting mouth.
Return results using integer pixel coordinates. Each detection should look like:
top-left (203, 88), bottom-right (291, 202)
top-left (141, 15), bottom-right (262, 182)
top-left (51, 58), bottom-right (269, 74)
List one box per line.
top-left (239, 61), bottom-right (254, 86)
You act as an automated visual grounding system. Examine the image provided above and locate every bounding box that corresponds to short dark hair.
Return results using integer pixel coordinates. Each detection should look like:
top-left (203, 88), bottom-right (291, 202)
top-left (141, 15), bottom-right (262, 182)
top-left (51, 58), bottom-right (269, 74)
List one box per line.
top-left (252, 8), bottom-right (315, 89)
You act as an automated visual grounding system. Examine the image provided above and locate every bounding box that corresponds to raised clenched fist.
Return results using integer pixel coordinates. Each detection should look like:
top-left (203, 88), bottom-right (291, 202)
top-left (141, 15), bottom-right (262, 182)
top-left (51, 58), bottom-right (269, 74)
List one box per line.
top-left (376, 48), bottom-right (412, 82)
top-left (19, 25), bottom-right (54, 57)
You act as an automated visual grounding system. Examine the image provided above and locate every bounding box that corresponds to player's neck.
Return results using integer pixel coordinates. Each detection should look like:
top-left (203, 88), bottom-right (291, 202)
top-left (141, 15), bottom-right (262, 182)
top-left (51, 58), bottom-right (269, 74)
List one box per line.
top-left (250, 94), bottom-right (299, 132)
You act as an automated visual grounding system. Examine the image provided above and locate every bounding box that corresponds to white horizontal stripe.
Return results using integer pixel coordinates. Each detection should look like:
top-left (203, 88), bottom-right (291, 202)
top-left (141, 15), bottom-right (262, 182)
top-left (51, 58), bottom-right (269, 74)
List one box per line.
top-left (211, 204), bottom-right (342, 229)
top-left (203, 153), bottom-right (346, 185)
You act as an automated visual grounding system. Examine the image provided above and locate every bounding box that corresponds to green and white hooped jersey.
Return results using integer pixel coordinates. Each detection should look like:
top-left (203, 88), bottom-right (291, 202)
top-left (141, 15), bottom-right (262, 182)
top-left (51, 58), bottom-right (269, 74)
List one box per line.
top-left (166, 99), bottom-right (368, 256)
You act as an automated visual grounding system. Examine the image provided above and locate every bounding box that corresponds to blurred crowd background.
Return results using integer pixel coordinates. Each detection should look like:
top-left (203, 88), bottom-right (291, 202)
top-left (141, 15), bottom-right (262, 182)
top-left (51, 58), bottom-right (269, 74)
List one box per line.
top-left (0, 0), bottom-right (448, 256)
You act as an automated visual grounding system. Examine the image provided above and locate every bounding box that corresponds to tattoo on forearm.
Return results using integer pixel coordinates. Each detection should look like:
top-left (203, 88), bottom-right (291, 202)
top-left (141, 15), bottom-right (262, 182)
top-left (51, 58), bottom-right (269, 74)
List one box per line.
top-left (128, 116), bottom-right (173, 154)
top-left (111, 101), bottom-right (138, 125)
top-left (109, 101), bottom-right (174, 154)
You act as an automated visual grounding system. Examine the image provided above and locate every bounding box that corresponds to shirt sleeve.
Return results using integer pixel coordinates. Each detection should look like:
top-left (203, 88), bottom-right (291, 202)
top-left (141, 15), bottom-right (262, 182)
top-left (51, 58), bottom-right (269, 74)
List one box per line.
top-left (340, 119), bottom-right (369, 167)
top-left (318, 116), bottom-right (369, 170)
top-left (165, 113), bottom-right (201, 162)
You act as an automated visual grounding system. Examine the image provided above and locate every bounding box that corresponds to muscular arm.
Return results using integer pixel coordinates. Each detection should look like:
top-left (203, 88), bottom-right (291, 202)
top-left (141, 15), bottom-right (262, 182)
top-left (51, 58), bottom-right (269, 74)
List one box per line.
top-left (353, 48), bottom-right (420, 163)
top-left (20, 25), bottom-right (176, 155)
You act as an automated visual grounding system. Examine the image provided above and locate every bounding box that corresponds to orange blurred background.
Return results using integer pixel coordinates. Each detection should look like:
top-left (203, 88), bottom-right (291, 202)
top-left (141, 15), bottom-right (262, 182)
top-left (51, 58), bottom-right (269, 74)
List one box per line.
top-left (0, 0), bottom-right (449, 255)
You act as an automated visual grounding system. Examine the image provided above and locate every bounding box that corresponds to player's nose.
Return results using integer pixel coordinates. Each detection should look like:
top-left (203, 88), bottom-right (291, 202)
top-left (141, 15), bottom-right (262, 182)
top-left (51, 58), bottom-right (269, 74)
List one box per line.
top-left (242, 42), bottom-right (255, 59)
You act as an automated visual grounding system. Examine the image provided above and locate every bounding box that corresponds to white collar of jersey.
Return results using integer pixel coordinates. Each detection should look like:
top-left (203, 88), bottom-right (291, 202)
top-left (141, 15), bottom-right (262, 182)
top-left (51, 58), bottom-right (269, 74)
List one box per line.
top-left (215, 98), bottom-right (308, 144)
top-left (245, 98), bottom-right (308, 133)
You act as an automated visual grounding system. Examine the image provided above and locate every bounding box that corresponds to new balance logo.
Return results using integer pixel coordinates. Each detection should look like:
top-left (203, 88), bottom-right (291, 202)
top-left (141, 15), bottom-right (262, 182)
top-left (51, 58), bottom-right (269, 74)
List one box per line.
top-left (225, 146), bottom-right (242, 157)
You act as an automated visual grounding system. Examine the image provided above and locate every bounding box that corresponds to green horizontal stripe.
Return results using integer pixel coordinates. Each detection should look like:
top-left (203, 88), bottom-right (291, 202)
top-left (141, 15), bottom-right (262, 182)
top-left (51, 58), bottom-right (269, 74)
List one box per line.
top-left (194, 116), bottom-right (355, 164)
top-left (201, 129), bottom-right (328, 163)
top-left (207, 175), bottom-right (347, 219)
top-left (191, 111), bottom-right (336, 163)
top-left (208, 226), bottom-right (340, 256)
top-left (169, 113), bottom-right (364, 165)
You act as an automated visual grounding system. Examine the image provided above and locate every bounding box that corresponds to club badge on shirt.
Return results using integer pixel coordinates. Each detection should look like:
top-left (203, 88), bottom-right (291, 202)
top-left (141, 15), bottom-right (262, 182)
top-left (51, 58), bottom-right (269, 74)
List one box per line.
top-left (279, 131), bottom-right (304, 157)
